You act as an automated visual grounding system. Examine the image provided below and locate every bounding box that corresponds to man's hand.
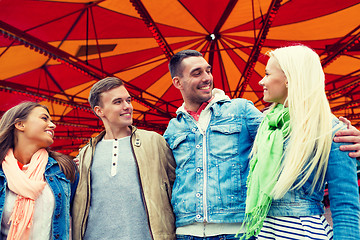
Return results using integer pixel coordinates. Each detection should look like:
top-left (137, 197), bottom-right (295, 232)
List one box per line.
top-left (334, 116), bottom-right (360, 158)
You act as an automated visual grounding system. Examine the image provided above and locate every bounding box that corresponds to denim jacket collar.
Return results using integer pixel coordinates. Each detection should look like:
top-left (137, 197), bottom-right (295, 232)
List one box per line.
top-left (175, 88), bottom-right (231, 120)
top-left (45, 156), bottom-right (58, 170)
top-left (0, 166), bottom-right (4, 178)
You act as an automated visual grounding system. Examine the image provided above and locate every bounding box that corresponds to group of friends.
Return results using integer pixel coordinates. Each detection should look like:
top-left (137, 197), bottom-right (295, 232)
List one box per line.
top-left (0, 45), bottom-right (359, 240)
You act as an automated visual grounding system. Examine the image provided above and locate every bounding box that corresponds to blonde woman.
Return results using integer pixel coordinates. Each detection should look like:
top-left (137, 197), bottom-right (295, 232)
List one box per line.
top-left (0, 102), bottom-right (77, 240)
top-left (242, 45), bottom-right (360, 239)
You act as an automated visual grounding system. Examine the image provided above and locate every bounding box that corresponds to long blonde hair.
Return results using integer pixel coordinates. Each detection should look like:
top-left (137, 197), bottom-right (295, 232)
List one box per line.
top-left (258, 45), bottom-right (334, 199)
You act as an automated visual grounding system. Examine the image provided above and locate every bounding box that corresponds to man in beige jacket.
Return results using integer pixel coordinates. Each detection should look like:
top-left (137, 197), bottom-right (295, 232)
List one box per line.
top-left (72, 77), bottom-right (176, 240)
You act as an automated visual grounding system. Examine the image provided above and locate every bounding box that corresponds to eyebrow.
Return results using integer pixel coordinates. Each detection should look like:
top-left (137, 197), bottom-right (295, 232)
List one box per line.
top-left (112, 96), bottom-right (131, 102)
top-left (41, 113), bottom-right (51, 120)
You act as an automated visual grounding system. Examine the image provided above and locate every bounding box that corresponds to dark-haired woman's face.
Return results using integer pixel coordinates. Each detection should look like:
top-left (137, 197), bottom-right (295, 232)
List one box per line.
top-left (20, 107), bottom-right (56, 148)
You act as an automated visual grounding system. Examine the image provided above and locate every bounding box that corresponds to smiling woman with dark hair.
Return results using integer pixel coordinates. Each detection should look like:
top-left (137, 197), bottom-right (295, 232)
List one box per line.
top-left (0, 101), bottom-right (77, 240)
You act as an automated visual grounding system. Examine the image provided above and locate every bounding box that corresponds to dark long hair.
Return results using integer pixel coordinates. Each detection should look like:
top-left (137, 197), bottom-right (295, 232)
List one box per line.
top-left (0, 102), bottom-right (77, 182)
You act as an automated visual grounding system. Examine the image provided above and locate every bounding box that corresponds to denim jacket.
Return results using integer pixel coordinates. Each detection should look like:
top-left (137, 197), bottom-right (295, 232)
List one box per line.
top-left (0, 157), bottom-right (75, 240)
top-left (164, 89), bottom-right (263, 227)
top-left (268, 118), bottom-right (360, 239)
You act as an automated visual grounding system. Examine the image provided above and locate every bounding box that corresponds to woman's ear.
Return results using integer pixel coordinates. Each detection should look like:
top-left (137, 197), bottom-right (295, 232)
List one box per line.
top-left (14, 120), bottom-right (25, 131)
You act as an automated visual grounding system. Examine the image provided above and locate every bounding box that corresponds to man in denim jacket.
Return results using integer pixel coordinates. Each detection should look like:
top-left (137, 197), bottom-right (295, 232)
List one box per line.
top-left (164, 49), bottom-right (360, 240)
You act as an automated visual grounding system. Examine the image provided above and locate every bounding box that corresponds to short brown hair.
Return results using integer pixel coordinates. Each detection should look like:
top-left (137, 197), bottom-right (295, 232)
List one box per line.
top-left (88, 77), bottom-right (124, 110)
top-left (169, 50), bottom-right (202, 78)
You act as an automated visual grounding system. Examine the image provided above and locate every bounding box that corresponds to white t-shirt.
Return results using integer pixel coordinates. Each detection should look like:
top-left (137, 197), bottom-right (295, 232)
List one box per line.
top-left (1, 172), bottom-right (55, 239)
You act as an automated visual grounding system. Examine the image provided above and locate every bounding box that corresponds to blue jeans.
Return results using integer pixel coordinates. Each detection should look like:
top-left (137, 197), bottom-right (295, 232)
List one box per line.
top-left (176, 234), bottom-right (255, 240)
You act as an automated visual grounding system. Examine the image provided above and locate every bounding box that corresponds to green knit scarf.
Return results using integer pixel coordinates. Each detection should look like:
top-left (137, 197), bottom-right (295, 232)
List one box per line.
top-left (239, 104), bottom-right (290, 239)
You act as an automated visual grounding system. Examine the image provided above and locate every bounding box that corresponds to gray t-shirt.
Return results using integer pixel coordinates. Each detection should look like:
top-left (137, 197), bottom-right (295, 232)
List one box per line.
top-left (84, 136), bottom-right (152, 240)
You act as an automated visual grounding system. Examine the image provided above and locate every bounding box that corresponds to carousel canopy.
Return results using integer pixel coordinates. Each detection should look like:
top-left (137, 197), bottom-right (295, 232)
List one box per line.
top-left (1, 0), bottom-right (359, 155)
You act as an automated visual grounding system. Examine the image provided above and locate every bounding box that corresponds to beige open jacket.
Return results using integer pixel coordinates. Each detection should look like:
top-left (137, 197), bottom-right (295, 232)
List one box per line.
top-left (72, 126), bottom-right (176, 240)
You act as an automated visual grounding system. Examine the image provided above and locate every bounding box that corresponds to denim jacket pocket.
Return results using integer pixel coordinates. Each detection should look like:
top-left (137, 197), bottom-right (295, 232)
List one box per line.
top-left (168, 132), bottom-right (193, 169)
top-left (209, 123), bottom-right (241, 160)
top-left (47, 171), bottom-right (71, 202)
top-left (56, 174), bottom-right (71, 199)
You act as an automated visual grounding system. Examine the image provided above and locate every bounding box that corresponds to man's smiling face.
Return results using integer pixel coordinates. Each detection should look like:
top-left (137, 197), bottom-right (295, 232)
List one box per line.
top-left (175, 56), bottom-right (213, 111)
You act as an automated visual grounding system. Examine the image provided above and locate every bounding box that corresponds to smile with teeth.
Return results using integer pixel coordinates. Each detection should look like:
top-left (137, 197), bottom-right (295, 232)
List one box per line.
top-left (46, 130), bottom-right (54, 138)
top-left (199, 85), bottom-right (210, 90)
